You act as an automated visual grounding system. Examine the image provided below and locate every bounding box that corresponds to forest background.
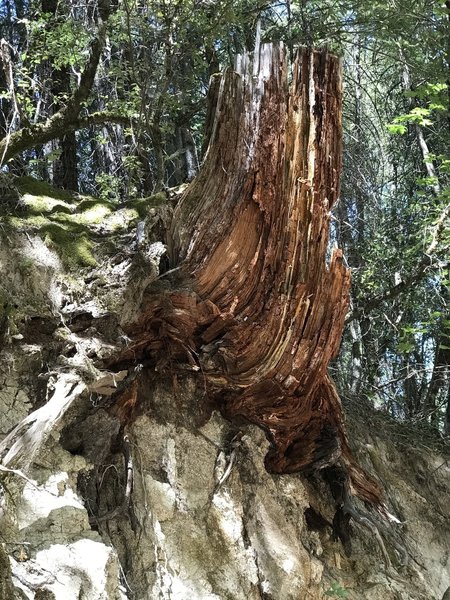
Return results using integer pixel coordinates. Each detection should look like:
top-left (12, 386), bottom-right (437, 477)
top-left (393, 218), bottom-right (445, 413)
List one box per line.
top-left (0, 0), bottom-right (449, 435)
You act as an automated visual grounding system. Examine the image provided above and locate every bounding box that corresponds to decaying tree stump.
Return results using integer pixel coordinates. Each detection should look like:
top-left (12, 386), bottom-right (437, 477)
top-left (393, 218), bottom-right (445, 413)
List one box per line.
top-left (114, 43), bottom-right (383, 508)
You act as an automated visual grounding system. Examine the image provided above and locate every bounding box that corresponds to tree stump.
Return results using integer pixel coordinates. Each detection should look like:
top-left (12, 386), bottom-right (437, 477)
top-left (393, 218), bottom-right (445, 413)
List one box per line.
top-left (116, 43), bottom-right (383, 508)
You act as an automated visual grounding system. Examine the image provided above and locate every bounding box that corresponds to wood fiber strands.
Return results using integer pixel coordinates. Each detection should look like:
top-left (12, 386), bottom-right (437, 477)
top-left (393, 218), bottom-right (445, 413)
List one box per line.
top-left (121, 44), bottom-right (383, 507)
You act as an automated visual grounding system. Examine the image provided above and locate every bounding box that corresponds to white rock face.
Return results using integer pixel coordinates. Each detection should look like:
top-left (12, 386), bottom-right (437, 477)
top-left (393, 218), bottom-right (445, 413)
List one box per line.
top-left (0, 352), bottom-right (449, 600)
top-left (1, 443), bottom-right (126, 599)
top-left (1, 380), bottom-right (450, 600)
top-left (17, 472), bottom-right (85, 529)
top-left (93, 395), bottom-right (450, 600)
top-left (12, 540), bottom-right (125, 600)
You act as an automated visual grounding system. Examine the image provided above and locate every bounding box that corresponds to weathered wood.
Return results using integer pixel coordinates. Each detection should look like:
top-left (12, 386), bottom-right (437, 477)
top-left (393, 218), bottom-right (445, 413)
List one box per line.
top-left (115, 44), bottom-right (383, 507)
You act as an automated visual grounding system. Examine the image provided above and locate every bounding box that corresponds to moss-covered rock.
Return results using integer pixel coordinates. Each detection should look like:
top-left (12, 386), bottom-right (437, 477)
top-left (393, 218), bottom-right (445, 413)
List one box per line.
top-left (128, 191), bottom-right (168, 218)
top-left (0, 177), bottom-right (174, 274)
top-left (39, 224), bottom-right (97, 268)
top-left (15, 176), bottom-right (76, 202)
top-left (0, 176), bottom-right (150, 270)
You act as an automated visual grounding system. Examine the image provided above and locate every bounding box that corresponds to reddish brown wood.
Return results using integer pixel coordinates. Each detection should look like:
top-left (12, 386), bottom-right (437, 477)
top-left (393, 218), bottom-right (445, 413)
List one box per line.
top-left (115, 44), bottom-right (383, 507)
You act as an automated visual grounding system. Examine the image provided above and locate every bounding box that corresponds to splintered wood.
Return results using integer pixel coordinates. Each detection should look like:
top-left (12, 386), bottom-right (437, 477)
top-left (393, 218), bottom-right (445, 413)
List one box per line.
top-left (116, 45), bottom-right (383, 507)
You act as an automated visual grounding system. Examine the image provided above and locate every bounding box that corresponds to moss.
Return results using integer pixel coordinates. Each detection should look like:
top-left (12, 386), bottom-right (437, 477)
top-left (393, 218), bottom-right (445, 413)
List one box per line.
top-left (77, 198), bottom-right (116, 212)
top-left (56, 203), bottom-right (113, 225)
top-left (18, 256), bottom-right (34, 275)
top-left (8, 215), bottom-right (49, 228)
top-left (21, 194), bottom-right (74, 215)
top-left (127, 198), bottom-right (148, 219)
top-left (49, 204), bottom-right (73, 215)
top-left (1, 175), bottom-right (148, 269)
top-left (15, 176), bottom-right (76, 202)
top-left (5, 216), bottom-right (23, 229)
top-left (5, 208), bottom-right (101, 268)
top-left (128, 192), bottom-right (168, 218)
top-left (39, 223), bottom-right (97, 268)
top-left (105, 207), bottom-right (140, 231)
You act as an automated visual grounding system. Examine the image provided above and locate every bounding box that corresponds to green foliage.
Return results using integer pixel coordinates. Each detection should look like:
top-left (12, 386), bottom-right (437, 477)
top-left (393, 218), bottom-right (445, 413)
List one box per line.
top-left (95, 173), bottom-right (121, 203)
top-left (325, 582), bottom-right (348, 597)
top-left (386, 123), bottom-right (407, 135)
top-left (20, 14), bottom-right (89, 69)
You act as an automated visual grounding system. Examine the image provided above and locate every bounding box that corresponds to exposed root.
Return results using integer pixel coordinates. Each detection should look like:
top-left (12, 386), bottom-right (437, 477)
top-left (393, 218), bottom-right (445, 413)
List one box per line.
top-left (90, 431), bottom-right (138, 531)
top-left (213, 431), bottom-right (244, 495)
top-left (324, 464), bottom-right (408, 582)
top-left (0, 373), bottom-right (85, 468)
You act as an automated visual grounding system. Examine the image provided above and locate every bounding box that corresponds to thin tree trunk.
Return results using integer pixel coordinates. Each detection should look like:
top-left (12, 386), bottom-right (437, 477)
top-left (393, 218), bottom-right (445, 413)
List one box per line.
top-left (424, 276), bottom-right (450, 428)
top-left (181, 126), bottom-right (198, 181)
top-left (399, 47), bottom-right (440, 196)
top-left (41, 0), bottom-right (79, 191)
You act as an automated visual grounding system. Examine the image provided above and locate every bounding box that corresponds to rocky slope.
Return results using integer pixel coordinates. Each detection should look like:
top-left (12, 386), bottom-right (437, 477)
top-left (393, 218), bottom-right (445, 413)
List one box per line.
top-left (0, 177), bottom-right (449, 600)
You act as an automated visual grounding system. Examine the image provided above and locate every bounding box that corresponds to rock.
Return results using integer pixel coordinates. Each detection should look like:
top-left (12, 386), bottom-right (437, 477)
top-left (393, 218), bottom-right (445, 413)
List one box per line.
top-left (0, 543), bottom-right (17, 600)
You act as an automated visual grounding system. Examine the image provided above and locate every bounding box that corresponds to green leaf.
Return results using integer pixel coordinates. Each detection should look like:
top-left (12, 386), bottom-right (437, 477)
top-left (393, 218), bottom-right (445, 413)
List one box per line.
top-left (325, 582), bottom-right (348, 597)
top-left (398, 341), bottom-right (414, 354)
top-left (386, 123), bottom-right (406, 135)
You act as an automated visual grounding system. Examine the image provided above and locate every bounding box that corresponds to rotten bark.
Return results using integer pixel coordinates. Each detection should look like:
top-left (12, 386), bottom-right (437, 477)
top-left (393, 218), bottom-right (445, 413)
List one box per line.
top-left (113, 44), bottom-right (383, 508)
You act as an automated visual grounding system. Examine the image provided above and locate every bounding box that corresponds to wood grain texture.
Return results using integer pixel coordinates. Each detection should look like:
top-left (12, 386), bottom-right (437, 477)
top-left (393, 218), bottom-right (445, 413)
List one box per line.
top-left (116, 44), bottom-right (383, 507)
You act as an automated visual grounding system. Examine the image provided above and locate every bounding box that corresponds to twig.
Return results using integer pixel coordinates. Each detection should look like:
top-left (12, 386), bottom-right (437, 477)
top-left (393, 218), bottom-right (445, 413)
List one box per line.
top-left (213, 431), bottom-right (244, 495)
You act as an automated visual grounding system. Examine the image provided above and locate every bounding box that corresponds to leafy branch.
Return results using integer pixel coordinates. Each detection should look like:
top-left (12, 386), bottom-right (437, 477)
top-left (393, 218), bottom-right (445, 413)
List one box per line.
top-left (346, 200), bottom-right (450, 324)
top-left (0, 0), bottom-right (141, 166)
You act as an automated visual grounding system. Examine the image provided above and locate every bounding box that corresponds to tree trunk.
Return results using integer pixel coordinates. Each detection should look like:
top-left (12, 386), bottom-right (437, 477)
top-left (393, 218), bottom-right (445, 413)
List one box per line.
top-left (424, 275), bottom-right (450, 428)
top-left (114, 43), bottom-right (382, 507)
top-left (42, 0), bottom-right (79, 191)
